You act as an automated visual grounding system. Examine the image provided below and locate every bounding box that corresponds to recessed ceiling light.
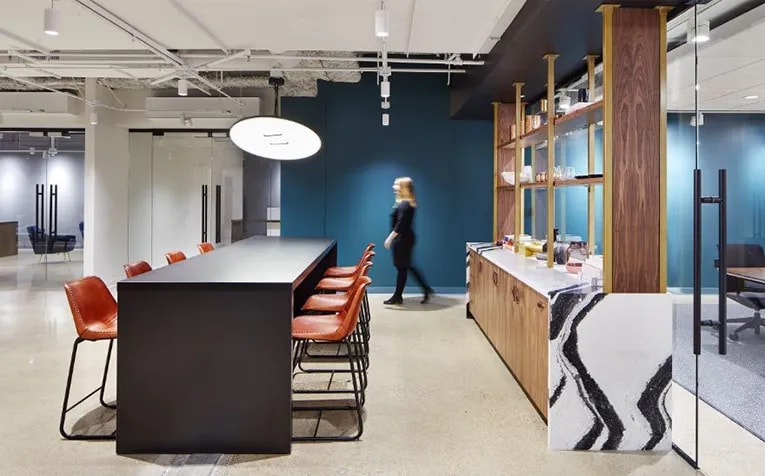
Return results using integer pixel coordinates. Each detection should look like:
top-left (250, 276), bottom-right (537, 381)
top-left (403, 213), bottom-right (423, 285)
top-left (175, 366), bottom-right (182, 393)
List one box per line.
top-left (744, 95), bottom-right (759, 100)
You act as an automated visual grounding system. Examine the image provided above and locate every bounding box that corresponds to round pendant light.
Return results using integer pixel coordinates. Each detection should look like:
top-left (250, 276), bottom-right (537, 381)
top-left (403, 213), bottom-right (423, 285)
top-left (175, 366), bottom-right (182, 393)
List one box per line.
top-left (230, 116), bottom-right (321, 160)
top-left (229, 75), bottom-right (321, 160)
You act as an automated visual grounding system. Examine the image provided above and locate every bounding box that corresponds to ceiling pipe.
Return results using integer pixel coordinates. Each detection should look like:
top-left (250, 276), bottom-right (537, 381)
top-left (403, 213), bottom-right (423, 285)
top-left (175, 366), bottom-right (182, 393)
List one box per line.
top-left (168, 0), bottom-right (229, 55)
top-left (72, 0), bottom-right (244, 107)
top-left (5, 51), bottom-right (483, 66)
top-left (0, 29), bottom-right (50, 55)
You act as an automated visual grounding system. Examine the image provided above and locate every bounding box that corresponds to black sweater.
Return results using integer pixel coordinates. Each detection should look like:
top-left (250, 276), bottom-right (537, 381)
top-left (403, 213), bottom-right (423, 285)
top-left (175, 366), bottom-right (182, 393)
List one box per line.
top-left (391, 201), bottom-right (415, 236)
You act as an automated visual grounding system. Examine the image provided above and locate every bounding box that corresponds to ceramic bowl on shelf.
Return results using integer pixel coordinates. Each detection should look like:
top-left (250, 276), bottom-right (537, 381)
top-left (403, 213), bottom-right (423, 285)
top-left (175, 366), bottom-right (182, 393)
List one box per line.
top-left (500, 171), bottom-right (515, 185)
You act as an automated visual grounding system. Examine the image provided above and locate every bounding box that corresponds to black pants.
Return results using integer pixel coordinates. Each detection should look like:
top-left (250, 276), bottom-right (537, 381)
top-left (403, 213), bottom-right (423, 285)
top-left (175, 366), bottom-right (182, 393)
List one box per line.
top-left (393, 266), bottom-right (430, 298)
top-left (391, 235), bottom-right (430, 297)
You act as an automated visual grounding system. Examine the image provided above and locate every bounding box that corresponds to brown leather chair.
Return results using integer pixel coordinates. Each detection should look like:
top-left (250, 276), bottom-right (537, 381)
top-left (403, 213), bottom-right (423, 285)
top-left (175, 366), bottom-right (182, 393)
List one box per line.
top-left (306, 264), bottom-right (373, 350)
top-left (165, 251), bottom-right (187, 264)
top-left (60, 276), bottom-right (118, 440)
top-left (292, 278), bottom-right (370, 441)
top-left (324, 244), bottom-right (375, 278)
top-left (123, 260), bottom-right (152, 278)
top-left (197, 242), bottom-right (214, 254)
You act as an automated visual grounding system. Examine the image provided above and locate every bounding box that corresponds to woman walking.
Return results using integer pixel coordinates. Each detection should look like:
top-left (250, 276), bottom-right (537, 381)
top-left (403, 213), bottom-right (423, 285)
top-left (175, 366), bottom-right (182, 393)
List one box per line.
top-left (384, 177), bottom-right (433, 305)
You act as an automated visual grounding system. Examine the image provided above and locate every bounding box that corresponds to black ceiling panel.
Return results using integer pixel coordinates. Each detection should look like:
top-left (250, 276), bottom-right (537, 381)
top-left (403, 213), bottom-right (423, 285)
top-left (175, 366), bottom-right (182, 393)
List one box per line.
top-left (450, 0), bottom-right (692, 120)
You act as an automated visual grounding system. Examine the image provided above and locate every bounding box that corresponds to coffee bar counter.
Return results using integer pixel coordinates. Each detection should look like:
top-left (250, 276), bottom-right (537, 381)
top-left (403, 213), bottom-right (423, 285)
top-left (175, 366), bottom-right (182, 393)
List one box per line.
top-left (117, 236), bottom-right (337, 455)
top-left (466, 243), bottom-right (673, 451)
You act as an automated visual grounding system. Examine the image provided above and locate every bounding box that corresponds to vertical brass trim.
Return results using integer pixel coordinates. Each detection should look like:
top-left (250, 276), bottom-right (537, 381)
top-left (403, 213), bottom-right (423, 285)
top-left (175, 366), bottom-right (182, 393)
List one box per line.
top-left (492, 102), bottom-right (499, 241)
top-left (586, 55), bottom-right (598, 253)
top-left (523, 144), bottom-right (538, 236)
top-left (544, 53), bottom-right (558, 268)
top-left (599, 5), bottom-right (616, 293)
top-left (514, 82), bottom-right (524, 252)
top-left (658, 7), bottom-right (671, 293)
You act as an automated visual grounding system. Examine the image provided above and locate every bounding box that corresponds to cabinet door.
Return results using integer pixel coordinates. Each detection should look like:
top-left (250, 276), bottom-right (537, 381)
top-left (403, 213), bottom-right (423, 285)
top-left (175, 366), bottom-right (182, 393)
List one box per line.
top-left (499, 271), bottom-right (514, 368)
top-left (471, 253), bottom-right (487, 330)
top-left (530, 292), bottom-right (550, 417)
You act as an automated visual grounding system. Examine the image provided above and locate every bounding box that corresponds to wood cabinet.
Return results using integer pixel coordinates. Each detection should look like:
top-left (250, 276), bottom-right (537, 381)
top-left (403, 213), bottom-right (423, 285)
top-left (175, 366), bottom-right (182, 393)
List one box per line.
top-left (469, 251), bottom-right (548, 419)
top-left (0, 222), bottom-right (18, 257)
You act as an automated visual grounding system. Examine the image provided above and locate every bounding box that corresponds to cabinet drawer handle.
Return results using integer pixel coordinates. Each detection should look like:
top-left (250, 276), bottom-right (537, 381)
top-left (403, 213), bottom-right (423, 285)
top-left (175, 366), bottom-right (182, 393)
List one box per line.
top-left (537, 301), bottom-right (545, 309)
top-left (492, 271), bottom-right (498, 285)
top-left (511, 285), bottom-right (520, 303)
top-left (478, 262), bottom-right (483, 272)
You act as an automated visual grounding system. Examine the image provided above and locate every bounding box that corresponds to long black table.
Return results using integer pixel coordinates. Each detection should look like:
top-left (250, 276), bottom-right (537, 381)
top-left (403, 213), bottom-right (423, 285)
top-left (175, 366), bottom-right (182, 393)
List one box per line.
top-left (116, 236), bottom-right (337, 454)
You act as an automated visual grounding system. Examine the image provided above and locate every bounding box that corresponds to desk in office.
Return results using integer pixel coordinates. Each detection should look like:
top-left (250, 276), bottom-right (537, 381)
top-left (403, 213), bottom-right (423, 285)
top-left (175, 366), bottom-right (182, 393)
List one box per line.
top-left (116, 236), bottom-right (337, 455)
top-left (728, 267), bottom-right (765, 285)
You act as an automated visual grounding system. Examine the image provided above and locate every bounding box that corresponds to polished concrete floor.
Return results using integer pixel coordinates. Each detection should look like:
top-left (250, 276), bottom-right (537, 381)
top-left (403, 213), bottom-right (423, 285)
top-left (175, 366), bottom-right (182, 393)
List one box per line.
top-left (0, 253), bottom-right (701, 476)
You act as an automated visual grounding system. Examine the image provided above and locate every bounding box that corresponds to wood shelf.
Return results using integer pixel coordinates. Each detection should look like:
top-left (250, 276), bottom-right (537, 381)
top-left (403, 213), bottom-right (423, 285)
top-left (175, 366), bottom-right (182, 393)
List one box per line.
top-left (499, 123), bottom-right (550, 150)
top-left (519, 177), bottom-right (603, 189)
top-left (553, 100), bottom-right (603, 136)
top-left (497, 184), bottom-right (515, 191)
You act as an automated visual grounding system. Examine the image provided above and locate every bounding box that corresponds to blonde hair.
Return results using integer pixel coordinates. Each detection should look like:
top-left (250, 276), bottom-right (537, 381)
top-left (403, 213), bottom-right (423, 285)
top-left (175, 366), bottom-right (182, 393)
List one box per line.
top-left (395, 177), bottom-right (417, 207)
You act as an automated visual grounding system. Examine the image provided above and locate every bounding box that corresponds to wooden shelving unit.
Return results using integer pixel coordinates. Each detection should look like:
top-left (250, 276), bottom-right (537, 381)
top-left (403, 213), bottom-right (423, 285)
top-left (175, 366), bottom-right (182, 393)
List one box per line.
top-left (520, 177), bottom-right (603, 189)
top-left (494, 55), bottom-right (603, 269)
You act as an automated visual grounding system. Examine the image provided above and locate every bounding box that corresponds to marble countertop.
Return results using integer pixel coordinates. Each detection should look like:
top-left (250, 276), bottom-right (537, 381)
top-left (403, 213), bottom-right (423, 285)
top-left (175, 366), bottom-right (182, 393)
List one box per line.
top-left (468, 243), bottom-right (582, 297)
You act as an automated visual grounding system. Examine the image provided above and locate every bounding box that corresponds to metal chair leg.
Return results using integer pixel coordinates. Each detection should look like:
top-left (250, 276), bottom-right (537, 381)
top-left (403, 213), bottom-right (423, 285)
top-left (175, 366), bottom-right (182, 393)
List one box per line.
top-left (59, 338), bottom-right (116, 440)
top-left (99, 339), bottom-right (116, 409)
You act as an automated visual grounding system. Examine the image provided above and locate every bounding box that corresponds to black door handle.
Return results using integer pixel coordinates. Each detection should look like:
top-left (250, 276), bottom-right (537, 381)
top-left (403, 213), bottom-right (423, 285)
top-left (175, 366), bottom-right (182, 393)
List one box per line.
top-left (201, 185), bottom-right (208, 243)
top-left (215, 185), bottom-right (221, 243)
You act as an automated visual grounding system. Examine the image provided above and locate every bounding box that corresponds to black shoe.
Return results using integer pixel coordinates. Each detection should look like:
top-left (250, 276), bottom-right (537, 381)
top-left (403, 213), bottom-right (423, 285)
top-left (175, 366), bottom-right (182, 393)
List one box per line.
top-left (384, 296), bottom-right (403, 305)
top-left (421, 288), bottom-right (434, 304)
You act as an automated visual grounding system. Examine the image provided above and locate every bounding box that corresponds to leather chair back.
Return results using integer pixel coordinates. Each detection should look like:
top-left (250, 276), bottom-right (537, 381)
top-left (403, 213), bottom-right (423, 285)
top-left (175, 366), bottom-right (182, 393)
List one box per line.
top-left (63, 276), bottom-right (118, 340)
top-left (165, 251), bottom-right (187, 264)
top-left (197, 242), bottom-right (214, 254)
top-left (124, 260), bottom-right (153, 278)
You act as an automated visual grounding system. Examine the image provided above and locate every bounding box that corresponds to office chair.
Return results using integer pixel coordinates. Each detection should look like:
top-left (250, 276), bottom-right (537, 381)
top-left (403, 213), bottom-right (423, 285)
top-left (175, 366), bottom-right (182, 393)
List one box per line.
top-left (723, 244), bottom-right (765, 340)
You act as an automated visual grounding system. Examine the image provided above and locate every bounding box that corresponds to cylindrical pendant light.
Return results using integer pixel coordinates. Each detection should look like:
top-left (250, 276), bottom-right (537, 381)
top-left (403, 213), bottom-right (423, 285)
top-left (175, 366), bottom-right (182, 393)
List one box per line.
top-left (44, 7), bottom-right (60, 36)
top-left (381, 100), bottom-right (390, 110)
top-left (375, 9), bottom-right (390, 38)
top-left (178, 78), bottom-right (188, 96)
top-left (382, 113), bottom-right (390, 126)
top-left (381, 79), bottom-right (390, 98)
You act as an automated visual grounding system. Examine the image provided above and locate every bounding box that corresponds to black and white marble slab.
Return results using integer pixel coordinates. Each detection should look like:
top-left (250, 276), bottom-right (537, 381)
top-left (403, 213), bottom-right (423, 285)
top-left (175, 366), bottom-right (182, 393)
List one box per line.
top-left (548, 289), bottom-right (673, 451)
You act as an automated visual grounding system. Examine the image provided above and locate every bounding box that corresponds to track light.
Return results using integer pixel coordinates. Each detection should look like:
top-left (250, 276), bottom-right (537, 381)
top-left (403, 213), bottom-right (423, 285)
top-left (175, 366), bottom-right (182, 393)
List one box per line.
top-left (381, 79), bottom-right (390, 98)
top-left (181, 114), bottom-right (192, 127)
top-left (44, 3), bottom-right (60, 36)
top-left (89, 109), bottom-right (98, 125)
top-left (382, 113), bottom-right (390, 126)
top-left (381, 100), bottom-right (390, 110)
top-left (178, 78), bottom-right (188, 96)
top-left (690, 113), bottom-right (704, 127)
top-left (687, 19), bottom-right (710, 43)
top-left (375, 9), bottom-right (390, 38)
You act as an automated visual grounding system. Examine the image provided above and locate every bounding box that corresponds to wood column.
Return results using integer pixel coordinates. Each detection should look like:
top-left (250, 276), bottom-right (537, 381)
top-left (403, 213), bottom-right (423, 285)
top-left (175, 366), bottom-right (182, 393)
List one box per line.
top-left (496, 102), bottom-right (516, 238)
top-left (601, 6), bottom-right (667, 293)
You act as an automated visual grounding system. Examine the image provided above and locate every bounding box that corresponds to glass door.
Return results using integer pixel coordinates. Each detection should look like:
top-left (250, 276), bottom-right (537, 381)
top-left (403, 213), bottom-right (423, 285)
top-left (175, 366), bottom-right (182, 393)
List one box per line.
top-left (151, 133), bottom-right (213, 266)
top-left (689, 2), bottom-right (765, 473)
top-left (0, 131), bottom-right (84, 290)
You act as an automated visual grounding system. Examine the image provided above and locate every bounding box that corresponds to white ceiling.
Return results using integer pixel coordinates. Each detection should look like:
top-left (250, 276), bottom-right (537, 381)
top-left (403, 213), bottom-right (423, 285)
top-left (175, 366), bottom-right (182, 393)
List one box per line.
top-left (0, 0), bottom-right (521, 55)
top-left (668, 2), bottom-right (765, 112)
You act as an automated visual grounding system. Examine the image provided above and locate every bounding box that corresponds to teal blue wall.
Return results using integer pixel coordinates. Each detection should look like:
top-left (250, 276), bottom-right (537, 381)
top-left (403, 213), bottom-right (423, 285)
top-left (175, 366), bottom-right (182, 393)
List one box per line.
top-left (668, 113), bottom-right (765, 289)
top-left (280, 75), bottom-right (493, 291)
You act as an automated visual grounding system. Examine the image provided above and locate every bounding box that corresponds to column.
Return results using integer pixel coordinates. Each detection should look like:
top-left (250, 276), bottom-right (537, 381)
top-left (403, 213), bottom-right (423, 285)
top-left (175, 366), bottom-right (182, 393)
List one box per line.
top-left (83, 78), bottom-right (131, 283)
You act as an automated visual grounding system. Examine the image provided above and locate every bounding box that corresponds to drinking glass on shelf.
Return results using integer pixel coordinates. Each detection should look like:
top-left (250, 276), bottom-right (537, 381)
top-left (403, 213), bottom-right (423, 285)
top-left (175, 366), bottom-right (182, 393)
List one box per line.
top-left (565, 166), bottom-right (576, 179)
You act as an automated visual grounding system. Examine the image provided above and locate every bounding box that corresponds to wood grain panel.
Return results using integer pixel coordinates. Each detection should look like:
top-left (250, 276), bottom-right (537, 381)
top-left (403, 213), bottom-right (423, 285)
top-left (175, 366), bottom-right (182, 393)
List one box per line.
top-left (611, 8), bottom-right (661, 293)
top-left (497, 103), bottom-right (516, 146)
top-left (497, 188), bottom-right (515, 239)
top-left (0, 222), bottom-right (18, 257)
top-left (497, 147), bottom-right (515, 183)
top-left (470, 252), bottom-right (549, 420)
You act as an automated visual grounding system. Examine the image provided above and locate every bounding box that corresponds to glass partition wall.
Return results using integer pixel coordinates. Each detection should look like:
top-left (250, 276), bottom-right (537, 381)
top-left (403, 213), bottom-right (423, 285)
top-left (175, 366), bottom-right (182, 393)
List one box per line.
top-left (0, 131), bottom-right (84, 290)
top-left (127, 131), bottom-right (280, 269)
top-left (670, 1), bottom-right (765, 472)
